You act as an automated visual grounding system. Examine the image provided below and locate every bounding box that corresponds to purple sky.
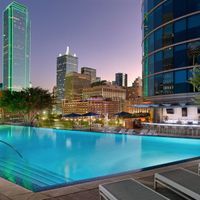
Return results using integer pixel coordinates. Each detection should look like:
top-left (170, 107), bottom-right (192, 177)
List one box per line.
top-left (0, 0), bottom-right (142, 91)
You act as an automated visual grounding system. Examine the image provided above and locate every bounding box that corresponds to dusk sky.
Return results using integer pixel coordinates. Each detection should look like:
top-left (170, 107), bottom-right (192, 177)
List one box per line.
top-left (0, 0), bottom-right (142, 91)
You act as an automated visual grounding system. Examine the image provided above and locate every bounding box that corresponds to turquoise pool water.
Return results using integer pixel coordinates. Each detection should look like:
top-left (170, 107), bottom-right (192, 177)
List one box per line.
top-left (0, 125), bottom-right (200, 191)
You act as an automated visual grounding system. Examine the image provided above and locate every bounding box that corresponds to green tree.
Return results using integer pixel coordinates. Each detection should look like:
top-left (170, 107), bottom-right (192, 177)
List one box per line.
top-left (189, 67), bottom-right (200, 104)
top-left (0, 87), bottom-right (52, 125)
top-left (189, 67), bottom-right (200, 91)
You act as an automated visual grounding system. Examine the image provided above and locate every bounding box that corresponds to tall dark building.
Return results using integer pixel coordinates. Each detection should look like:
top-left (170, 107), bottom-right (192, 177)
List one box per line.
top-left (115, 73), bottom-right (128, 87)
top-left (142, 0), bottom-right (200, 122)
top-left (81, 67), bottom-right (96, 83)
top-left (3, 1), bottom-right (31, 91)
top-left (64, 72), bottom-right (91, 101)
top-left (56, 47), bottom-right (78, 101)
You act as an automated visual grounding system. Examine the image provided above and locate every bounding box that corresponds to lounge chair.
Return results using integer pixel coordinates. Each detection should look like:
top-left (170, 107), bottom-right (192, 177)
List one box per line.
top-left (198, 163), bottom-right (200, 175)
top-left (147, 129), bottom-right (157, 135)
top-left (99, 179), bottom-right (169, 200)
top-left (139, 129), bottom-right (149, 135)
top-left (102, 127), bottom-right (109, 132)
top-left (107, 127), bottom-right (117, 133)
top-left (118, 128), bottom-right (127, 134)
top-left (154, 168), bottom-right (200, 199)
top-left (126, 129), bottom-right (135, 135)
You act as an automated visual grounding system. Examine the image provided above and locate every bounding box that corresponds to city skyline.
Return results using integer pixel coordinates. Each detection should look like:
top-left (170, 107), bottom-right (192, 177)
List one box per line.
top-left (0, 0), bottom-right (142, 91)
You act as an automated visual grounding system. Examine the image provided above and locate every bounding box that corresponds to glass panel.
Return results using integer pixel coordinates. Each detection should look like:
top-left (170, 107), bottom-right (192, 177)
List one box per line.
top-left (143, 38), bottom-right (148, 57)
top-left (187, 41), bottom-right (200, 66)
top-left (144, 58), bottom-right (148, 76)
top-left (188, 14), bottom-right (200, 39)
top-left (143, 77), bottom-right (148, 97)
top-left (175, 70), bottom-right (187, 83)
top-left (148, 0), bottom-right (154, 11)
top-left (154, 51), bottom-right (163, 72)
top-left (174, 44), bottom-right (187, 68)
top-left (154, 28), bottom-right (163, 50)
top-left (163, 47), bottom-right (173, 70)
top-left (163, 24), bottom-right (173, 46)
top-left (163, 0), bottom-right (173, 23)
top-left (154, 6), bottom-right (163, 28)
top-left (188, 69), bottom-right (194, 92)
top-left (148, 55), bottom-right (154, 75)
top-left (148, 76), bottom-right (154, 96)
top-left (148, 34), bottom-right (154, 53)
top-left (174, 83), bottom-right (188, 93)
top-left (148, 12), bottom-right (154, 32)
top-left (174, 0), bottom-right (187, 18)
top-left (174, 19), bottom-right (187, 43)
top-left (154, 74), bottom-right (163, 95)
top-left (188, 0), bottom-right (200, 13)
top-left (163, 72), bottom-right (174, 94)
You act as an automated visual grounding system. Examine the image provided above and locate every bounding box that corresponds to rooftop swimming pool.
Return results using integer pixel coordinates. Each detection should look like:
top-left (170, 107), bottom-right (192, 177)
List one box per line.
top-left (0, 125), bottom-right (200, 191)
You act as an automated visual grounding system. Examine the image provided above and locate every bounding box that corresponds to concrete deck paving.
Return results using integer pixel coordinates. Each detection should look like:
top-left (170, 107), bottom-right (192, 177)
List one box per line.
top-left (0, 159), bottom-right (199, 200)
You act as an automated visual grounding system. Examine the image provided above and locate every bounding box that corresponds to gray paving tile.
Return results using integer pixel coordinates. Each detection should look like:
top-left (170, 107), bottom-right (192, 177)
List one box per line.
top-left (40, 185), bottom-right (81, 198)
top-left (0, 194), bottom-right (11, 200)
top-left (10, 193), bottom-right (50, 200)
top-left (0, 185), bottom-right (31, 198)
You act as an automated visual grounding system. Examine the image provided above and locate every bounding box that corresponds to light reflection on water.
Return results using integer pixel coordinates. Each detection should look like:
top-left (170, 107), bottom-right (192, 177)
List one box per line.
top-left (0, 125), bottom-right (199, 191)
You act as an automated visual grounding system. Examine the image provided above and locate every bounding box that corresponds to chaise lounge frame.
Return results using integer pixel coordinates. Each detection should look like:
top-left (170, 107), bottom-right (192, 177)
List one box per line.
top-left (99, 178), bottom-right (169, 200)
top-left (154, 168), bottom-right (200, 200)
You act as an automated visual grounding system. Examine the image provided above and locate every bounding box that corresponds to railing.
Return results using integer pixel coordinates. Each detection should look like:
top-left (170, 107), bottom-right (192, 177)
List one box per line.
top-left (0, 139), bottom-right (24, 160)
top-left (142, 123), bottom-right (200, 136)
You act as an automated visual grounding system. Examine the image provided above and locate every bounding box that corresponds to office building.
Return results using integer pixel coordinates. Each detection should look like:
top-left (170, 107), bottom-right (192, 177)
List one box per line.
top-left (83, 84), bottom-right (126, 101)
top-left (56, 47), bottom-right (78, 101)
top-left (64, 72), bottom-right (91, 101)
top-left (95, 77), bottom-right (101, 82)
top-left (115, 73), bottom-right (128, 87)
top-left (132, 77), bottom-right (142, 98)
top-left (3, 1), bottom-right (30, 91)
top-left (142, 0), bottom-right (200, 123)
top-left (62, 98), bottom-right (122, 117)
top-left (81, 67), bottom-right (96, 83)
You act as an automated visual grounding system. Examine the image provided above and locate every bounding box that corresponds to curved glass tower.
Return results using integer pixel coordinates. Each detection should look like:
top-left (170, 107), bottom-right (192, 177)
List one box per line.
top-left (3, 1), bottom-right (30, 91)
top-left (142, 0), bottom-right (200, 102)
top-left (142, 0), bottom-right (200, 122)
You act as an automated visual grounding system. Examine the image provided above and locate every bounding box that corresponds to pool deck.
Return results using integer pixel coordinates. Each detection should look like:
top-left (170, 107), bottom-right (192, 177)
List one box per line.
top-left (0, 158), bottom-right (199, 200)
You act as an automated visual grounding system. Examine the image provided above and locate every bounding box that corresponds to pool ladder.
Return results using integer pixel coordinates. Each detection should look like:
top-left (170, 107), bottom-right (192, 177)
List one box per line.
top-left (0, 139), bottom-right (24, 160)
top-left (0, 140), bottom-right (74, 191)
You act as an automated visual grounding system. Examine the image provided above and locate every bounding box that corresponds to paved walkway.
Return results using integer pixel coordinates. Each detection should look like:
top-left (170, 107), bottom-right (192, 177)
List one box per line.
top-left (0, 159), bottom-right (199, 200)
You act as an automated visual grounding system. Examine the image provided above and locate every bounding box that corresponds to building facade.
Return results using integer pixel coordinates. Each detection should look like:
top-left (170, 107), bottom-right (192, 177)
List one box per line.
top-left (82, 84), bottom-right (126, 101)
top-left (3, 1), bottom-right (30, 91)
top-left (115, 73), bottom-right (128, 87)
top-left (142, 0), bottom-right (200, 123)
top-left (81, 67), bottom-right (96, 83)
top-left (132, 77), bottom-right (142, 97)
top-left (56, 47), bottom-right (78, 101)
top-left (64, 72), bottom-right (91, 101)
top-left (62, 98), bottom-right (122, 117)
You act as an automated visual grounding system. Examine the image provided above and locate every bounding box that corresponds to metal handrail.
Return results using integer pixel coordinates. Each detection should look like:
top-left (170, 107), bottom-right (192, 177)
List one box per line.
top-left (0, 140), bottom-right (24, 160)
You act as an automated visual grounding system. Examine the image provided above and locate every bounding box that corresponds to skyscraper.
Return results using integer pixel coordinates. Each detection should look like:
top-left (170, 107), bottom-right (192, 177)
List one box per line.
top-left (142, 0), bottom-right (200, 122)
top-left (56, 47), bottom-right (78, 101)
top-left (3, 1), bottom-right (30, 91)
top-left (81, 67), bottom-right (96, 83)
top-left (115, 73), bottom-right (128, 87)
top-left (64, 72), bottom-right (91, 101)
